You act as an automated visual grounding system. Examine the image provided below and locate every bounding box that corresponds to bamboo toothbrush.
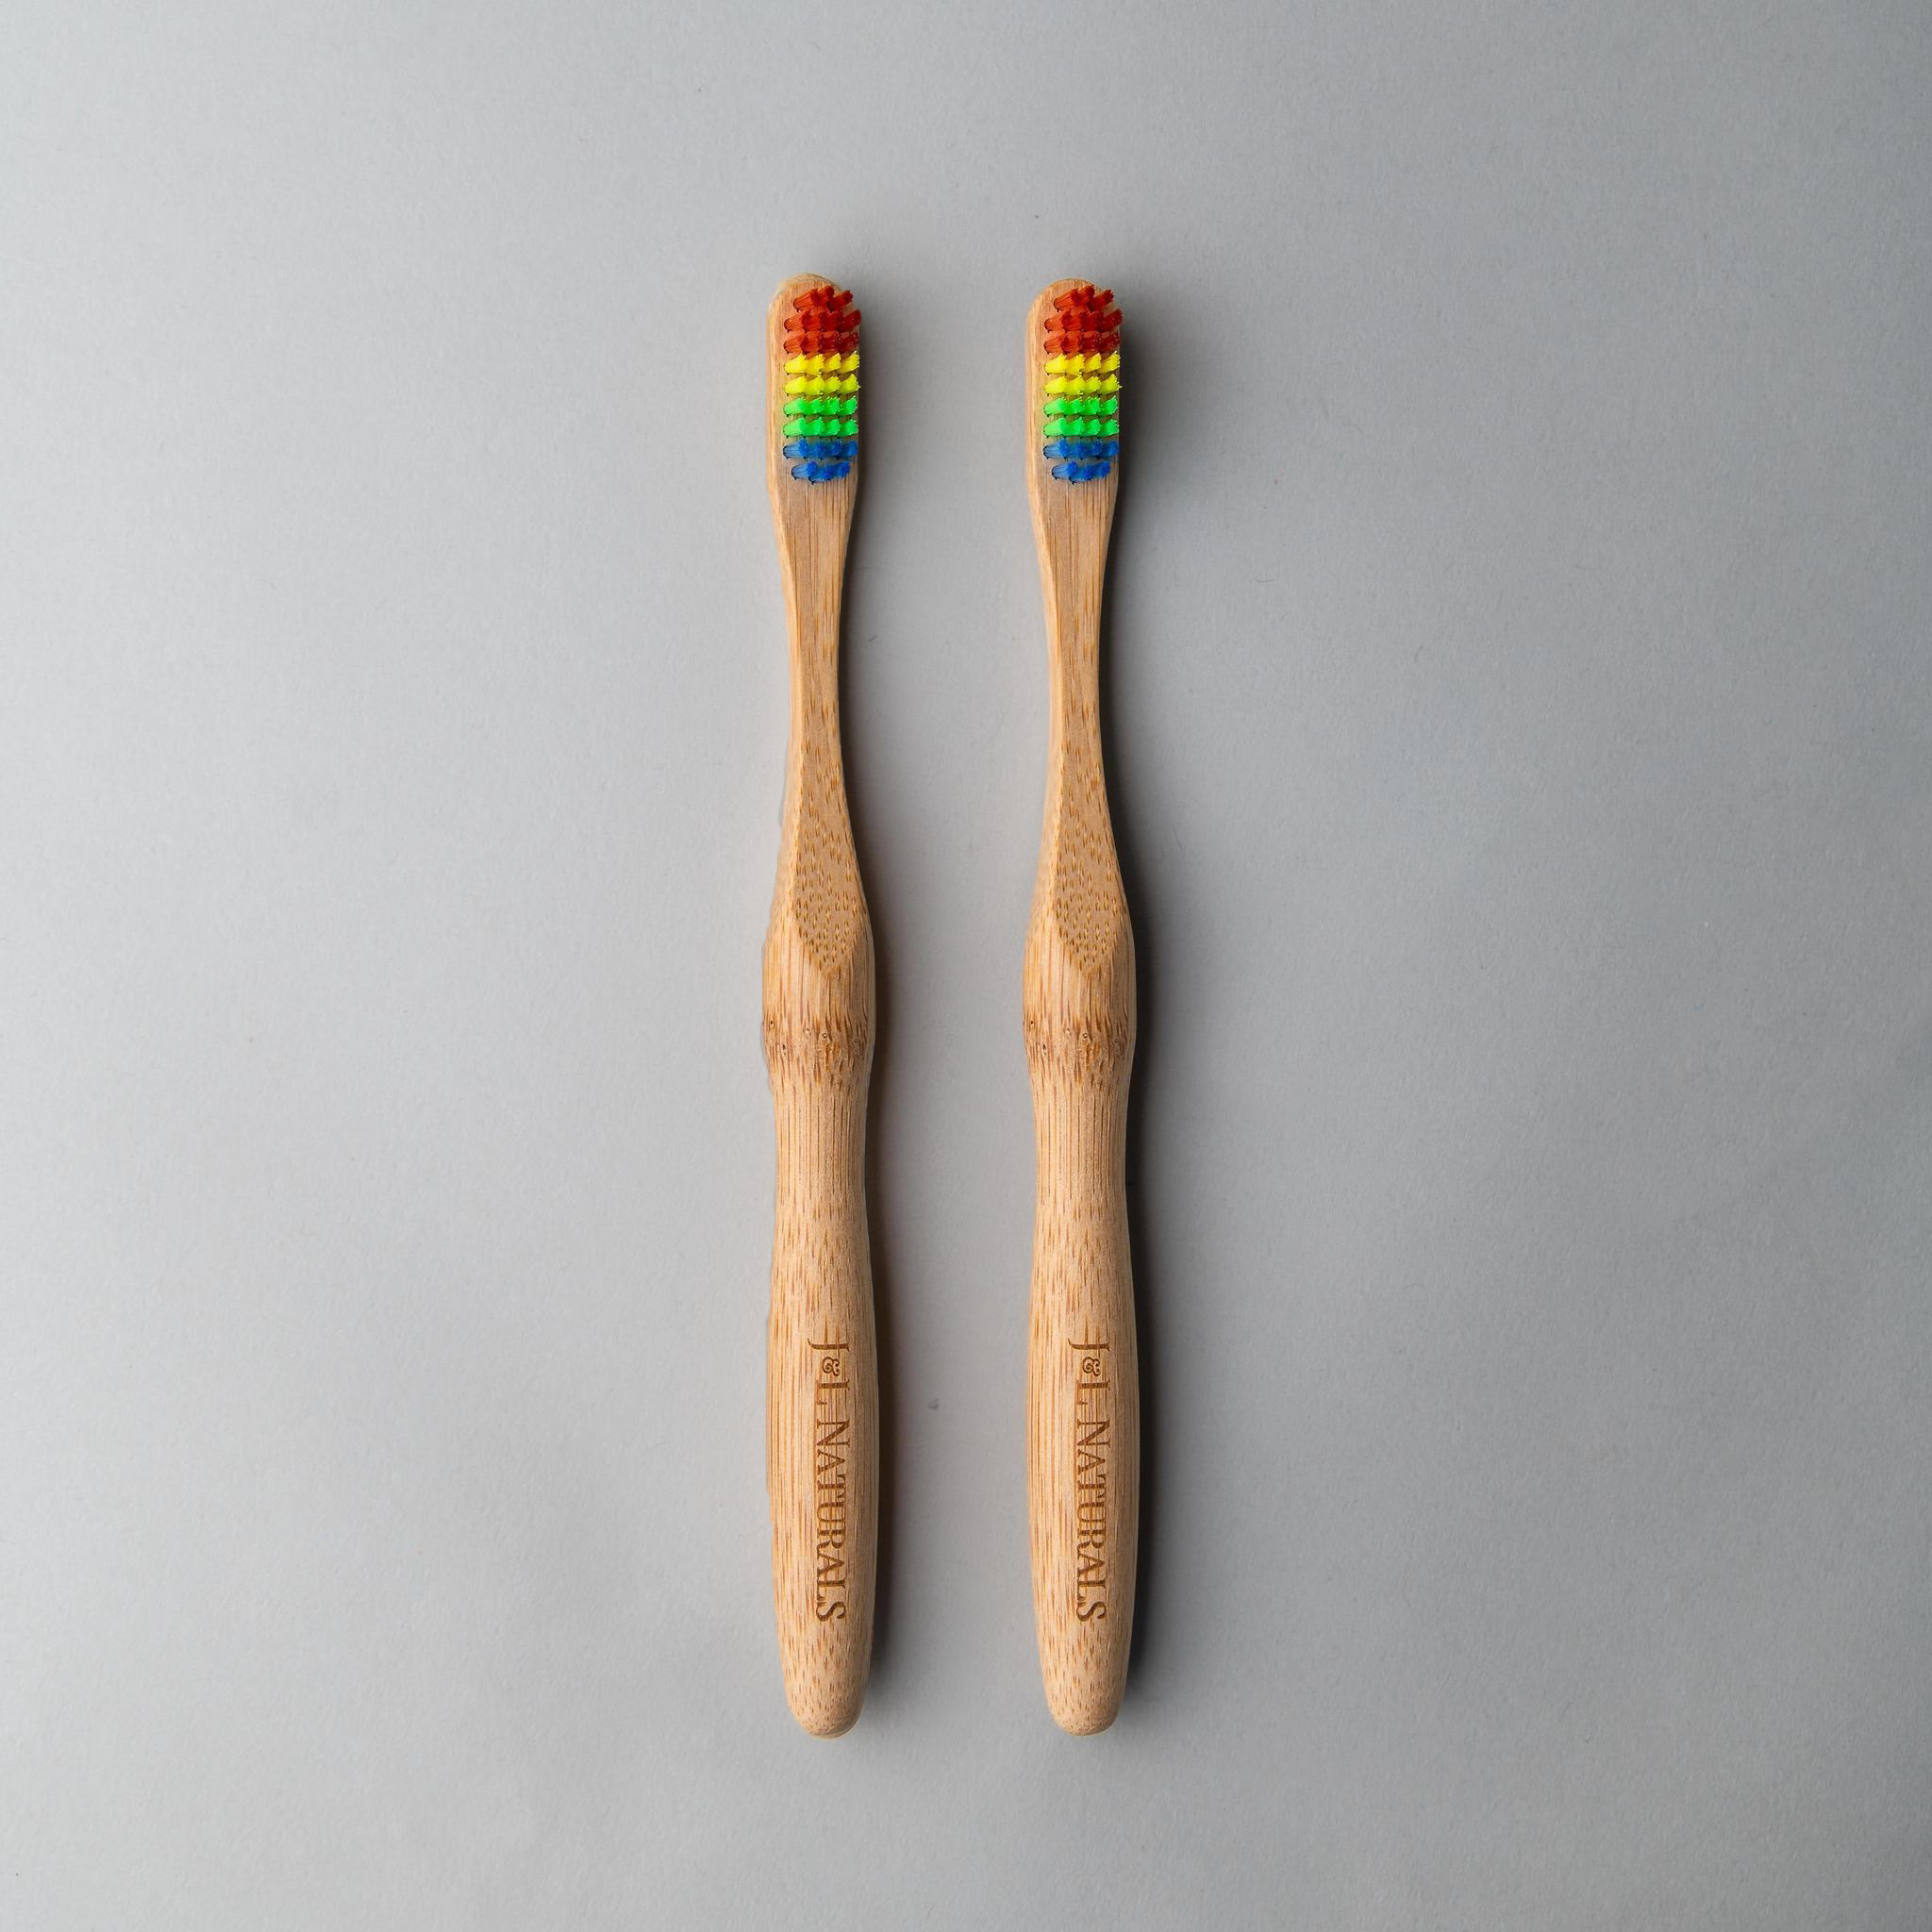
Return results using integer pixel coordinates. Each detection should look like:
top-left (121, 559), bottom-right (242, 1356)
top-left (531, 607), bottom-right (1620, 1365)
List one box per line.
top-left (762, 275), bottom-right (875, 1737)
top-left (1023, 278), bottom-right (1137, 1733)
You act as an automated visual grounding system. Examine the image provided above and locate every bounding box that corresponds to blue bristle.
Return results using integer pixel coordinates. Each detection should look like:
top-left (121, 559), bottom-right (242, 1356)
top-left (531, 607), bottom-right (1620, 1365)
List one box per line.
top-left (786, 442), bottom-right (858, 482)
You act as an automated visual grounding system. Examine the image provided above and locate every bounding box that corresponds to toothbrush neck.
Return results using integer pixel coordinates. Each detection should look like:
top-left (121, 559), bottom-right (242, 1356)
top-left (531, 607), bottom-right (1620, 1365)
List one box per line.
top-left (1042, 541), bottom-right (1107, 758)
top-left (1049, 607), bottom-right (1100, 738)
top-left (786, 604), bottom-right (846, 806)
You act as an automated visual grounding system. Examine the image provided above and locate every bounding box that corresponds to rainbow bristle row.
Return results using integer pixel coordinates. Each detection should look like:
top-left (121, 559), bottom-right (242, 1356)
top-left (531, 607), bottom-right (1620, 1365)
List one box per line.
top-left (1041, 283), bottom-right (1121, 482)
top-left (782, 285), bottom-right (860, 482)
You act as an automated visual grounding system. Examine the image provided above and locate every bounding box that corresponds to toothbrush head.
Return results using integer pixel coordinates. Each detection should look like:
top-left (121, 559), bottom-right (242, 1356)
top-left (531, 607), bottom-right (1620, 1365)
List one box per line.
top-left (777, 281), bottom-right (859, 484)
top-left (1040, 282), bottom-right (1121, 483)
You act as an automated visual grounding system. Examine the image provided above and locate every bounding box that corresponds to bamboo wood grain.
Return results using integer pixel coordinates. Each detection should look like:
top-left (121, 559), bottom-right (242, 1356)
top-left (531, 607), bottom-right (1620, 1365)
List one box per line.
top-left (762, 274), bottom-right (876, 1737)
top-left (1023, 278), bottom-right (1139, 1734)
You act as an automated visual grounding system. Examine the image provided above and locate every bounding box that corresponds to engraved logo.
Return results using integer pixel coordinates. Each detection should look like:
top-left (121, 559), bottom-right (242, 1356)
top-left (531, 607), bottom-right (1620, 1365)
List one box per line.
top-left (1072, 1337), bottom-right (1110, 1621)
top-left (808, 1337), bottom-right (851, 1622)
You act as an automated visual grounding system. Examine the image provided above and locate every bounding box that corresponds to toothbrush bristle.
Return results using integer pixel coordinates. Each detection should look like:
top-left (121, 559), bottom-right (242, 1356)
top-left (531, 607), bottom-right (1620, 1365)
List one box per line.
top-left (781, 284), bottom-right (858, 482)
top-left (1041, 283), bottom-right (1120, 482)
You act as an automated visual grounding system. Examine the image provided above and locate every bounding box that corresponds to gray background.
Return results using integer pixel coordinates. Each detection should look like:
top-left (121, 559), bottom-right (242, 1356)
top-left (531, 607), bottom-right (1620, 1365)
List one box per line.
top-left (4, 2), bottom-right (1929, 1926)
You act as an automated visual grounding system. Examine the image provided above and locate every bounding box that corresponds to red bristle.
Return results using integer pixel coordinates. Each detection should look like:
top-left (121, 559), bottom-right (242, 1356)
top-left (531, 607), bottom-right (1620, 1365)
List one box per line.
top-left (1043, 327), bottom-right (1122, 357)
top-left (784, 327), bottom-right (860, 358)
top-left (1045, 284), bottom-right (1119, 347)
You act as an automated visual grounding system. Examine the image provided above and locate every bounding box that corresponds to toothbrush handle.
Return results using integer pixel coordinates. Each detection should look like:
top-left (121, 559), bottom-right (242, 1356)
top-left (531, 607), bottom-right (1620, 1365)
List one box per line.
top-left (764, 939), bottom-right (877, 1738)
top-left (1024, 957), bottom-right (1139, 1733)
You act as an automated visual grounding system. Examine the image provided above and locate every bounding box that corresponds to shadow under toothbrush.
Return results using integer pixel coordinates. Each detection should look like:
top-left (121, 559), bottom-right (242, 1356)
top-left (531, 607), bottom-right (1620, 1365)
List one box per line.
top-left (1100, 286), bottom-right (1184, 1710)
top-left (836, 357), bottom-right (907, 1710)
top-left (859, 944), bottom-right (905, 1705)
